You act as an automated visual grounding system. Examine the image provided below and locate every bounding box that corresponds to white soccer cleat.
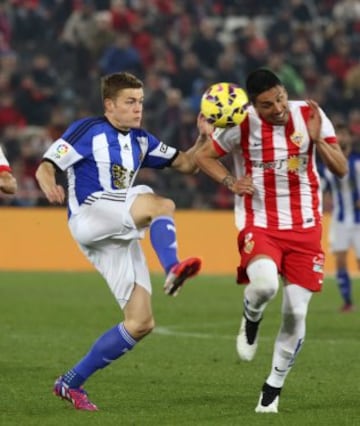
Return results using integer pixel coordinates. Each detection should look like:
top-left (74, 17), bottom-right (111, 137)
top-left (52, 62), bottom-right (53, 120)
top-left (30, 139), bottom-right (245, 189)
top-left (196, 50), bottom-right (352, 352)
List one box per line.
top-left (255, 394), bottom-right (279, 413)
top-left (236, 315), bottom-right (260, 361)
top-left (255, 383), bottom-right (281, 413)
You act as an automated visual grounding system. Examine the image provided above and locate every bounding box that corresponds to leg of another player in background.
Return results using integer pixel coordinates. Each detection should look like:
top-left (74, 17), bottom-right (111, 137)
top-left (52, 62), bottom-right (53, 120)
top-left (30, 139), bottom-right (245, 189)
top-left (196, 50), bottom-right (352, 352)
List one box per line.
top-left (255, 284), bottom-right (312, 413)
top-left (334, 250), bottom-right (353, 312)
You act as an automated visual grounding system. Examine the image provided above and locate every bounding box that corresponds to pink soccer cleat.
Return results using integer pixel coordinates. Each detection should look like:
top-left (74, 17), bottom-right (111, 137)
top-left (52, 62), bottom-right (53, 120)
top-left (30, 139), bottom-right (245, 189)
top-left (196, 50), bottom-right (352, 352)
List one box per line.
top-left (53, 376), bottom-right (98, 411)
top-left (164, 257), bottom-right (202, 296)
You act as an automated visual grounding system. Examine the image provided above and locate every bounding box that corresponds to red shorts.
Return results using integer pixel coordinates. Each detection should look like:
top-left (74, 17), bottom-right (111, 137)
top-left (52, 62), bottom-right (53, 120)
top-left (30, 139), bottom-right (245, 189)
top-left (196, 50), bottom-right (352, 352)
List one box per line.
top-left (237, 225), bottom-right (324, 292)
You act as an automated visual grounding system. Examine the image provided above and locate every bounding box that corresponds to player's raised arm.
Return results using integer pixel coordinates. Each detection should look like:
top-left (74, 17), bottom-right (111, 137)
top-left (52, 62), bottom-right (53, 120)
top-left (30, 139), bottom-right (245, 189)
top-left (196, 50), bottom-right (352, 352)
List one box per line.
top-left (35, 160), bottom-right (65, 205)
top-left (0, 146), bottom-right (17, 194)
top-left (0, 171), bottom-right (17, 194)
top-left (169, 114), bottom-right (212, 174)
top-left (306, 99), bottom-right (348, 177)
top-left (194, 115), bottom-right (254, 196)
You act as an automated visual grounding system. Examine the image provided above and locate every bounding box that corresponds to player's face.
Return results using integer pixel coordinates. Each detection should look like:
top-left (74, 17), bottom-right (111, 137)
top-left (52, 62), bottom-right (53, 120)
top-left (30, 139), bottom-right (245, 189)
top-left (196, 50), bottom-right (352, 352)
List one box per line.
top-left (253, 86), bottom-right (289, 126)
top-left (105, 88), bottom-right (144, 130)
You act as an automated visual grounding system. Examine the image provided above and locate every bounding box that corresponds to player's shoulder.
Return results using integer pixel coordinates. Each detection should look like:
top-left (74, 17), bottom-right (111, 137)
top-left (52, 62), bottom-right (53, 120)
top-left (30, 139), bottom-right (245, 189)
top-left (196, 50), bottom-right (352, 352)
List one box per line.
top-left (288, 100), bottom-right (309, 111)
top-left (130, 127), bottom-right (149, 137)
top-left (66, 116), bottom-right (108, 133)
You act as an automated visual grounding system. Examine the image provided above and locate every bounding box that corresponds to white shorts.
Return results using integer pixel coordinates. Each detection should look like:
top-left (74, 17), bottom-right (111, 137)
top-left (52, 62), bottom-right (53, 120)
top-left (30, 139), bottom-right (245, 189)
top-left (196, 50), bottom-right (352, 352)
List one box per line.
top-left (329, 220), bottom-right (360, 258)
top-left (68, 185), bottom-right (153, 309)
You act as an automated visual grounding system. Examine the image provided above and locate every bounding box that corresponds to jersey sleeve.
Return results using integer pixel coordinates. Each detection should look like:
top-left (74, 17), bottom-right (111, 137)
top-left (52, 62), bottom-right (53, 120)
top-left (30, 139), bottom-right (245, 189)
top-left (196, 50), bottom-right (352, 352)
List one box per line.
top-left (42, 119), bottom-right (94, 171)
top-left (141, 132), bottom-right (178, 168)
top-left (212, 126), bottom-right (241, 156)
top-left (0, 146), bottom-right (11, 172)
top-left (320, 108), bottom-right (337, 144)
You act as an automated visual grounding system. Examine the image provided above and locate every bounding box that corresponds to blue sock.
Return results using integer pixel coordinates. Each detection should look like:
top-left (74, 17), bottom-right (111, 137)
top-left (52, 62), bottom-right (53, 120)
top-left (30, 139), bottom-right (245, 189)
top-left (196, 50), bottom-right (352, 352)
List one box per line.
top-left (62, 323), bottom-right (136, 388)
top-left (336, 268), bottom-right (352, 305)
top-left (150, 216), bottom-right (179, 274)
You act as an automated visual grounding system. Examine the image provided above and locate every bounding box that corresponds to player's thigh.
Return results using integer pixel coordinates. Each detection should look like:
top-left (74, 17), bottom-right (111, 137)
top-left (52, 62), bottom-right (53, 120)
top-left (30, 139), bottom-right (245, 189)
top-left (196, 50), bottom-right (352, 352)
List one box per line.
top-left (237, 227), bottom-right (282, 268)
top-left (130, 192), bottom-right (175, 228)
top-left (236, 227), bottom-right (282, 283)
top-left (329, 221), bottom-right (352, 253)
top-left (79, 239), bottom-right (152, 310)
top-left (70, 187), bottom-right (154, 245)
top-left (283, 229), bottom-right (324, 292)
top-left (351, 225), bottom-right (360, 258)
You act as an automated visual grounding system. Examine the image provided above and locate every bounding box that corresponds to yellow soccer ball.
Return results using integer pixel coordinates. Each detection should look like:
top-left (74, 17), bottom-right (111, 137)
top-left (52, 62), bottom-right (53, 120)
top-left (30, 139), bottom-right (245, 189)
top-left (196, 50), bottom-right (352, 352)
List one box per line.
top-left (200, 82), bottom-right (249, 128)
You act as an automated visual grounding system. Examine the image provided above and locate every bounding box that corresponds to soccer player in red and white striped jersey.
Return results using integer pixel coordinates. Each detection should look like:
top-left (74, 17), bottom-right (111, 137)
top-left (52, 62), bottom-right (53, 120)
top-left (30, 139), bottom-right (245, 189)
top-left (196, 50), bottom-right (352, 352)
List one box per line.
top-left (0, 146), bottom-right (16, 194)
top-left (195, 68), bottom-right (347, 413)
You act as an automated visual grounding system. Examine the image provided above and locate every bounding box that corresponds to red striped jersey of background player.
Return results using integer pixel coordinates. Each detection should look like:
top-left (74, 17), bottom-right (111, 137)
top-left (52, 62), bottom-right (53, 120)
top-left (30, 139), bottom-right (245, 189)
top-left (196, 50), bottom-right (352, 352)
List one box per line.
top-left (0, 146), bottom-right (11, 172)
top-left (212, 101), bottom-right (337, 231)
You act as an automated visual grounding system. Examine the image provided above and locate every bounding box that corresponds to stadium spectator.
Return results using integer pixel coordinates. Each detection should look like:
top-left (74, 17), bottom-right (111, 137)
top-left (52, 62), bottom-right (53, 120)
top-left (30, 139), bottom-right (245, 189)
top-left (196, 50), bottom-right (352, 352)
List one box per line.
top-left (320, 123), bottom-right (360, 312)
top-left (0, 1), bottom-right (359, 208)
top-left (35, 71), bottom-right (204, 411)
top-left (98, 32), bottom-right (143, 76)
top-left (172, 51), bottom-right (204, 98)
top-left (194, 69), bottom-right (347, 413)
top-left (191, 18), bottom-right (223, 70)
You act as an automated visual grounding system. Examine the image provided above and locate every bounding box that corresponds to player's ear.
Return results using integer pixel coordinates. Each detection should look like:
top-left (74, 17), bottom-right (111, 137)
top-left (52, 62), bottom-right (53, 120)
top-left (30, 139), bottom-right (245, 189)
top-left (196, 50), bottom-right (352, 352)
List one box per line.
top-left (104, 98), bottom-right (113, 112)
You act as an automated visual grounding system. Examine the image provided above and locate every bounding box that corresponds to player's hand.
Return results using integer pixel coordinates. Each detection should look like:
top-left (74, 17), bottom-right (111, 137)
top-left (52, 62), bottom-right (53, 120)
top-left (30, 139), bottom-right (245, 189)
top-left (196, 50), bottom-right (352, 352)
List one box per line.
top-left (197, 113), bottom-right (214, 139)
top-left (223, 174), bottom-right (255, 196)
top-left (0, 171), bottom-right (17, 194)
top-left (306, 99), bottom-right (322, 144)
top-left (42, 184), bottom-right (66, 204)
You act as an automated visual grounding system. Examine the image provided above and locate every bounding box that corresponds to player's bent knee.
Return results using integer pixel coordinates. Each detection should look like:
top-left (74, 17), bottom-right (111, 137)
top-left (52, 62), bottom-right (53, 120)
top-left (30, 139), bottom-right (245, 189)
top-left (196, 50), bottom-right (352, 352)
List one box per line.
top-left (154, 197), bottom-right (176, 217)
top-left (247, 258), bottom-right (279, 302)
top-left (125, 317), bottom-right (155, 339)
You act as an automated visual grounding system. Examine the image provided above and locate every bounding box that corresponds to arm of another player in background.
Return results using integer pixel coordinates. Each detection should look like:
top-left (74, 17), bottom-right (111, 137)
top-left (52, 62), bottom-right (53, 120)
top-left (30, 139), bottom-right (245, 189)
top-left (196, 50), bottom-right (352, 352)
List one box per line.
top-left (307, 100), bottom-right (348, 177)
top-left (0, 171), bottom-right (17, 194)
top-left (194, 115), bottom-right (254, 196)
top-left (35, 160), bottom-right (65, 205)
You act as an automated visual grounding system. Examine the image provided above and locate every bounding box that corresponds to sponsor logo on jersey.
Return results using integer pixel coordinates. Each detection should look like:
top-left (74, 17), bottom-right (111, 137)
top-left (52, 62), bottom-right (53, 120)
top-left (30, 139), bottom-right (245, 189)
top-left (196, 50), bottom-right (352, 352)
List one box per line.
top-left (252, 155), bottom-right (308, 173)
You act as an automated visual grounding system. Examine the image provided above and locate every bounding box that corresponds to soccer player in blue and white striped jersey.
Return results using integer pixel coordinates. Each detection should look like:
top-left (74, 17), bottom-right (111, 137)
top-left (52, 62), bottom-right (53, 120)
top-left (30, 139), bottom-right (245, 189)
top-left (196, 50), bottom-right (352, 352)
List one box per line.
top-left (36, 72), bottom-right (204, 410)
top-left (321, 123), bottom-right (360, 312)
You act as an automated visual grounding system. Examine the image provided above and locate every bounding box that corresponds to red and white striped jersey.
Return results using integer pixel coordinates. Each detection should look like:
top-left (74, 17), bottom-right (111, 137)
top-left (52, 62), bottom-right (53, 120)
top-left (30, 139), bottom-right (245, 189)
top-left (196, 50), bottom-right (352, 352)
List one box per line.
top-left (212, 101), bottom-right (337, 231)
top-left (0, 146), bottom-right (11, 172)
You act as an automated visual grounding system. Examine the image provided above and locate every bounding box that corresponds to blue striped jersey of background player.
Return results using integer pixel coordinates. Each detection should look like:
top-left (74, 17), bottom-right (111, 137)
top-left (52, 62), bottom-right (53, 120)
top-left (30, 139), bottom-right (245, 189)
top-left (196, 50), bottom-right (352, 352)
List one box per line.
top-left (320, 151), bottom-right (360, 225)
top-left (42, 116), bottom-right (178, 216)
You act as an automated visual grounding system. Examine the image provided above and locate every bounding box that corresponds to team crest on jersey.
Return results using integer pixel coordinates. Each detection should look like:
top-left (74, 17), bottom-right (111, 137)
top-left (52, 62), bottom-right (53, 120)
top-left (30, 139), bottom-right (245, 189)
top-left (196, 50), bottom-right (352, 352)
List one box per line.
top-left (290, 131), bottom-right (303, 147)
top-left (244, 232), bottom-right (255, 254)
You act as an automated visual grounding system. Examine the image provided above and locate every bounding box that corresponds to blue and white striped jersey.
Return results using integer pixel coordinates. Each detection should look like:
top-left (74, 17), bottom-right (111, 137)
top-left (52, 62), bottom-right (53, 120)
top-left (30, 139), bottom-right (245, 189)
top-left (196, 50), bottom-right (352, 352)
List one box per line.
top-left (43, 116), bottom-right (178, 216)
top-left (321, 152), bottom-right (360, 225)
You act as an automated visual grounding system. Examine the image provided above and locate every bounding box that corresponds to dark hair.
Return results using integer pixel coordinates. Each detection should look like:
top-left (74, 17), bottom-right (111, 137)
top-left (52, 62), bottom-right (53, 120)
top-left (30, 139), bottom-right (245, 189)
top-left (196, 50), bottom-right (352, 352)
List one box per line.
top-left (246, 68), bottom-right (282, 102)
top-left (101, 72), bottom-right (143, 101)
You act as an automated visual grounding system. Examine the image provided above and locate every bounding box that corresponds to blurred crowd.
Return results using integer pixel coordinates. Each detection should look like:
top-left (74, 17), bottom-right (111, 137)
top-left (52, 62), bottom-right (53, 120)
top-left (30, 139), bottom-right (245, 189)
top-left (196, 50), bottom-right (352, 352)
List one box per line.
top-left (0, 0), bottom-right (359, 208)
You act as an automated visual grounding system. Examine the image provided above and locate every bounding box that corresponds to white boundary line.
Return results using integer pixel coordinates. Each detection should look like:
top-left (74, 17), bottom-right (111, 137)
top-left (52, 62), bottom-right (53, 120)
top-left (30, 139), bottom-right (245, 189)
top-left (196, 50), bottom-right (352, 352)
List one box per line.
top-left (153, 325), bottom-right (359, 344)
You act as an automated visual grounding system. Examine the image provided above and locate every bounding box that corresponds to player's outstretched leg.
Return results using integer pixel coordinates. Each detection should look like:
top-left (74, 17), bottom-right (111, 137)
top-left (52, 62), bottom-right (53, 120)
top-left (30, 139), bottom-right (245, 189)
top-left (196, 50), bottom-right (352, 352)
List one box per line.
top-left (255, 382), bottom-right (281, 413)
top-left (164, 257), bottom-right (202, 296)
top-left (53, 376), bottom-right (98, 411)
top-left (236, 314), bottom-right (262, 361)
